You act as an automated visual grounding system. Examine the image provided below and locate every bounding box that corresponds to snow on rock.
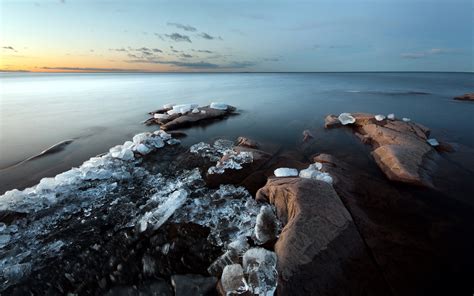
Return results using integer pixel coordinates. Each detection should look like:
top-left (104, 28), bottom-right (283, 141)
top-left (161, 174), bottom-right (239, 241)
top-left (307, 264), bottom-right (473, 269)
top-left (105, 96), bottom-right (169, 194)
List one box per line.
top-left (274, 168), bottom-right (298, 177)
top-left (210, 102), bottom-right (228, 110)
top-left (387, 113), bottom-right (395, 120)
top-left (139, 189), bottom-right (188, 232)
top-left (375, 114), bottom-right (386, 121)
top-left (338, 113), bottom-right (356, 125)
top-left (427, 138), bottom-right (440, 147)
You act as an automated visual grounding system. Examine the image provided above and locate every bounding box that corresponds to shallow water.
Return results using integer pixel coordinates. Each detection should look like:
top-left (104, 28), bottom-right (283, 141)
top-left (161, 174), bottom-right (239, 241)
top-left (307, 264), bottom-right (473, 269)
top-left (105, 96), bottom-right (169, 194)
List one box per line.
top-left (0, 72), bottom-right (473, 194)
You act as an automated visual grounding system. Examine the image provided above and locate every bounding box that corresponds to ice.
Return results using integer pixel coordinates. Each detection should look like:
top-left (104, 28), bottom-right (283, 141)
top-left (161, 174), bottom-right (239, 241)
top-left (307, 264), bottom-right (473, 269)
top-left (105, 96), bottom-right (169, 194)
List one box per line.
top-left (0, 234), bottom-right (11, 248)
top-left (135, 143), bottom-right (151, 155)
top-left (254, 206), bottom-right (278, 244)
top-left (242, 248), bottom-right (278, 296)
top-left (0, 223), bottom-right (6, 232)
top-left (166, 139), bottom-right (181, 145)
top-left (221, 264), bottom-right (249, 294)
top-left (139, 189), bottom-right (188, 232)
top-left (1, 263), bottom-right (32, 284)
top-left (375, 114), bottom-right (386, 121)
top-left (154, 113), bottom-right (169, 120)
top-left (153, 130), bottom-right (172, 141)
top-left (274, 168), bottom-right (298, 177)
top-left (133, 132), bottom-right (152, 145)
top-left (210, 102), bottom-right (228, 110)
top-left (163, 103), bottom-right (175, 109)
top-left (338, 112), bottom-right (356, 125)
top-left (387, 113), bottom-right (395, 120)
top-left (201, 110), bottom-right (207, 114)
top-left (427, 138), bottom-right (440, 147)
top-left (208, 249), bottom-right (240, 276)
top-left (402, 117), bottom-right (411, 122)
top-left (192, 108), bottom-right (200, 114)
top-left (299, 163), bottom-right (333, 184)
top-left (167, 103), bottom-right (199, 115)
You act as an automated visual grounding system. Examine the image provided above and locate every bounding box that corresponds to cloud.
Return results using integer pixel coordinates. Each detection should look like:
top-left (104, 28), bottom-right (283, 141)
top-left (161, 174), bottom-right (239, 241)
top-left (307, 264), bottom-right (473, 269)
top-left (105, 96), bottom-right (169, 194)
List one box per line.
top-left (198, 33), bottom-right (222, 40)
top-left (192, 49), bottom-right (213, 53)
top-left (127, 58), bottom-right (256, 70)
top-left (152, 48), bottom-right (163, 53)
top-left (167, 22), bottom-right (197, 32)
top-left (2, 46), bottom-right (16, 52)
top-left (401, 48), bottom-right (457, 59)
top-left (165, 33), bottom-right (192, 43)
top-left (40, 67), bottom-right (144, 72)
top-left (109, 48), bottom-right (127, 52)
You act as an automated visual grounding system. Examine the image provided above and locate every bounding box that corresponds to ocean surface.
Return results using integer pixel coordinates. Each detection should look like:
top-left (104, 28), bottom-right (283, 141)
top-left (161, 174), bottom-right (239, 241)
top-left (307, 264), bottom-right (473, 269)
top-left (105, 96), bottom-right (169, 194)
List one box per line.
top-left (0, 72), bottom-right (473, 194)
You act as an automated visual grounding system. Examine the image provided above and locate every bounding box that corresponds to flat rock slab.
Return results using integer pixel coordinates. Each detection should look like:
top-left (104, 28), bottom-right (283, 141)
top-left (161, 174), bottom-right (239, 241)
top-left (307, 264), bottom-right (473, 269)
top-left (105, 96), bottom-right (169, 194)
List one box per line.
top-left (326, 112), bottom-right (436, 186)
top-left (145, 106), bottom-right (237, 130)
top-left (256, 177), bottom-right (389, 296)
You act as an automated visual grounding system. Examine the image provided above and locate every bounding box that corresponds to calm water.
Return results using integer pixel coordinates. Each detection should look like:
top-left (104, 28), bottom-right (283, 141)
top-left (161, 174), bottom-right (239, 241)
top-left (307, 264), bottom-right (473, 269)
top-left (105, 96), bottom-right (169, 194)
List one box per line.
top-left (1, 72), bottom-right (473, 194)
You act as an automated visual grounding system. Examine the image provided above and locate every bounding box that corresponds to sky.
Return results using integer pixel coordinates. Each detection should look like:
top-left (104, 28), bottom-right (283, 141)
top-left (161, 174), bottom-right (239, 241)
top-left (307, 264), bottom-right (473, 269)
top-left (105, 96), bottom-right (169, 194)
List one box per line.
top-left (0, 0), bottom-right (472, 72)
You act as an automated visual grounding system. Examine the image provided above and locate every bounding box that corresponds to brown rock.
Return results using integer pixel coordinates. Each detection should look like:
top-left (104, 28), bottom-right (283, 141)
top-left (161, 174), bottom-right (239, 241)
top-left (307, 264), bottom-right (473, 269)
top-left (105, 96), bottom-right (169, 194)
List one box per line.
top-left (256, 177), bottom-right (389, 295)
top-left (324, 114), bottom-right (342, 128)
top-left (235, 137), bottom-right (259, 149)
top-left (453, 93), bottom-right (474, 101)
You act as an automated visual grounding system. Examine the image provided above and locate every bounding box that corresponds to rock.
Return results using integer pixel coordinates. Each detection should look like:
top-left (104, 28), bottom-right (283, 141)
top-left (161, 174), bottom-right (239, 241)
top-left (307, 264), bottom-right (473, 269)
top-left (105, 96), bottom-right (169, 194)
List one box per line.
top-left (236, 137), bottom-right (259, 149)
top-left (302, 129), bottom-right (314, 142)
top-left (256, 177), bottom-right (389, 295)
top-left (453, 93), bottom-right (474, 101)
top-left (313, 153), bottom-right (474, 295)
top-left (254, 205), bottom-right (279, 244)
top-left (324, 114), bottom-right (341, 128)
top-left (0, 210), bottom-right (27, 224)
top-left (436, 141), bottom-right (455, 152)
top-left (145, 105), bottom-right (237, 130)
top-left (338, 112), bottom-right (356, 125)
top-left (328, 113), bottom-right (436, 186)
top-left (104, 280), bottom-right (173, 296)
top-left (171, 274), bottom-right (217, 296)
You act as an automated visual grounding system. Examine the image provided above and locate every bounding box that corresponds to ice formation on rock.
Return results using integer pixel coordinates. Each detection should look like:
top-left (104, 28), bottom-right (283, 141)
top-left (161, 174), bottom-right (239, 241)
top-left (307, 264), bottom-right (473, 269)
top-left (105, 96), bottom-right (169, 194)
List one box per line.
top-left (243, 248), bottom-right (278, 296)
top-left (427, 138), bottom-right (440, 147)
top-left (190, 140), bottom-right (254, 175)
top-left (210, 102), bottom-right (228, 110)
top-left (274, 168), bottom-right (298, 177)
top-left (402, 117), bottom-right (411, 122)
top-left (338, 113), bottom-right (356, 125)
top-left (221, 264), bottom-right (249, 294)
top-left (387, 113), bottom-right (395, 120)
top-left (167, 104), bottom-right (199, 115)
top-left (254, 205), bottom-right (279, 244)
top-left (192, 108), bottom-right (200, 114)
top-left (299, 162), bottom-right (333, 184)
top-left (375, 114), bottom-right (386, 121)
top-left (154, 113), bottom-right (169, 120)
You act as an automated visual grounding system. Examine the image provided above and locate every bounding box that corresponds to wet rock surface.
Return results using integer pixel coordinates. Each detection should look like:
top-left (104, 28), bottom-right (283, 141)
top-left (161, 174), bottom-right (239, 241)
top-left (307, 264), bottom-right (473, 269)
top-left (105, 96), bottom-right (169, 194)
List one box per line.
top-left (453, 93), bottom-right (474, 101)
top-left (256, 177), bottom-right (388, 295)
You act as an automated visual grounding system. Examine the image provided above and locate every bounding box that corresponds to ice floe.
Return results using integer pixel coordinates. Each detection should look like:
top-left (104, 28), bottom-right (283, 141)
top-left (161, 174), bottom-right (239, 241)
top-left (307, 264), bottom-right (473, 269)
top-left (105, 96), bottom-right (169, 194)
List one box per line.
top-left (338, 113), bottom-right (356, 125)
top-left (274, 168), bottom-right (298, 177)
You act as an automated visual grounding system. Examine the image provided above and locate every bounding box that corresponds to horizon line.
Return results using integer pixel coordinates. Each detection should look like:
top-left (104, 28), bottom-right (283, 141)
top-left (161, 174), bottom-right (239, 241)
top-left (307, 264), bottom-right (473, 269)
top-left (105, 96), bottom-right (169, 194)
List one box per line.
top-left (1, 70), bottom-right (473, 74)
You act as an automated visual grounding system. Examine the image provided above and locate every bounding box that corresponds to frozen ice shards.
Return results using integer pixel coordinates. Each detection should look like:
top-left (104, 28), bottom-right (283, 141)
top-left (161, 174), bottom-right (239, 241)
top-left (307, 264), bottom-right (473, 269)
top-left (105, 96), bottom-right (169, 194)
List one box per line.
top-left (299, 162), bottom-right (333, 184)
top-left (243, 248), bottom-right (278, 296)
top-left (139, 189), bottom-right (188, 232)
top-left (375, 114), bottom-right (386, 121)
top-left (338, 113), bottom-right (356, 125)
top-left (274, 168), bottom-right (298, 177)
top-left (427, 138), bottom-right (440, 147)
top-left (254, 206), bottom-right (279, 244)
top-left (221, 264), bottom-right (249, 294)
top-left (210, 102), bottom-right (228, 110)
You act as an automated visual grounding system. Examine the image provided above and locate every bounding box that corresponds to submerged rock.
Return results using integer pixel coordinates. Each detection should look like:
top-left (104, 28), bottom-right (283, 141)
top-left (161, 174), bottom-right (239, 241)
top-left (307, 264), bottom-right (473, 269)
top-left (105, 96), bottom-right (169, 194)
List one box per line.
top-left (324, 114), bottom-right (342, 128)
top-left (236, 137), bottom-right (259, 149)
top-left (453, 93), bottom-right (474, 101)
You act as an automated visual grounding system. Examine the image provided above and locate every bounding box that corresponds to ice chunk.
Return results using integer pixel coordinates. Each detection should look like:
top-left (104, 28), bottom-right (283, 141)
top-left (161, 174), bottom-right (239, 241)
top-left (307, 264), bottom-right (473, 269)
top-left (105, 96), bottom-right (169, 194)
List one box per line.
top-left (221, 264), bottom-right (248, 294)
top-left (210, 102), bottom-right (228, 110)
top-left (166, 139), bottom-right (181, 145)
top-left (192, 108), bottom-right (200, 114)
top-left (338, 112), bottom-right (356, 125)
top-left (208, 249), bottom-right (240, 276)
top-left (133, 132), bottom-right (152, 145)
top-left (163, 103), bottom-right (175, 109)
top-left (254, 205), bottom-right (278, 244)
top-left (299, 163), bottom-right (333, 184)
top-left (427, 138), bottom-right (439, 147)
top-left (0, 222), bottom-right (6, 232)
top-left (135, 143), bottom-right (151, 155)
top-left (167, 104), bottom-right (199, 115)
top-left (243, 248), bottom-right (278, 296)
top-left (154, 113), bottom-right (169, 120)
top-left (139, 189), bottom-right (188, 232)
top-left (109, 145), bottom-right (134, 161)
top-left (0, 234), bottom-right (11, 248)
top-left (387, 113), bottom-right (395, 120)
top-left (402, 117), bottom-right (411, 122)
top-left (375, 114), bottom-right (386, 121)
top-left (2, 263), bottom-right (32, 284)
top-left (208, 150), bottom-right (253, 175)
top-left (201, 110), bottom-right (207, 114)
top-left (274, 168), bottom-right (298, 177)
top-left (228, 236), bottom-right (250, 255)
top-left (153, 130), bottom-right (172, 141)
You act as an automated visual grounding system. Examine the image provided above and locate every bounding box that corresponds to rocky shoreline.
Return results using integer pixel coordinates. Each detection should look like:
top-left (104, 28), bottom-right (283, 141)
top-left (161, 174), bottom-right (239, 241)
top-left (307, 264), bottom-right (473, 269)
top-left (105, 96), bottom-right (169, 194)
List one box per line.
top-left (1, 105), bottom-right (473, 295)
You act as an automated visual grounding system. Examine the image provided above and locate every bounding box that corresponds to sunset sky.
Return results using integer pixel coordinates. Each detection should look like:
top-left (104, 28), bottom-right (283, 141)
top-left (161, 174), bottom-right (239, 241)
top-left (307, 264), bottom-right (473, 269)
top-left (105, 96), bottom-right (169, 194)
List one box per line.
top-left (1, 0), bottom-right (472, 72)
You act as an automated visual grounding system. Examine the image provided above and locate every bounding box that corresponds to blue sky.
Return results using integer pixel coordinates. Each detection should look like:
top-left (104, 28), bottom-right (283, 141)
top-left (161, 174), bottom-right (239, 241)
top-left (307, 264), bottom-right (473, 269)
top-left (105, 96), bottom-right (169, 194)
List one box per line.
top-left (1, 0), bottom-right (472, 72)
